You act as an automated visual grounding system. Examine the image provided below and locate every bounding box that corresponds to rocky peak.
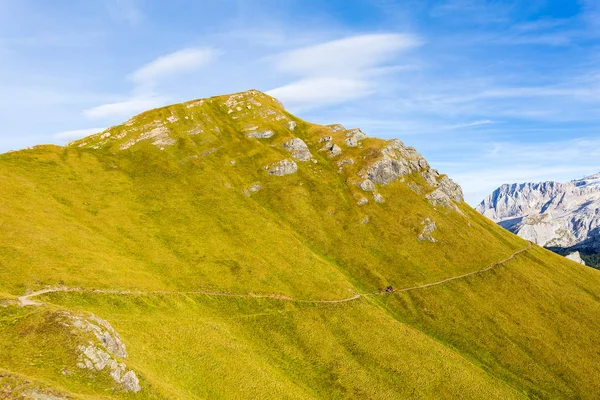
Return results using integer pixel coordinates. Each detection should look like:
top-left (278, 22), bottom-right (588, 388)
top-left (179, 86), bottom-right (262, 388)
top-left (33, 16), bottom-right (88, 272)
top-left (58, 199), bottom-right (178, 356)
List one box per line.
top-left (477, 173), bottom-right (600, 266)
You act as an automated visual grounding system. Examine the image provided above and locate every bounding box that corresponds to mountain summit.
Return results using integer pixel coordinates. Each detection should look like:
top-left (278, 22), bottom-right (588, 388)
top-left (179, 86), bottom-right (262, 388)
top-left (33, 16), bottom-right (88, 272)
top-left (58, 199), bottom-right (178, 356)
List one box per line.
top-left (477, 173), bottom-right (600, 267)
top-left (2, 91), bottom-right (600, 399)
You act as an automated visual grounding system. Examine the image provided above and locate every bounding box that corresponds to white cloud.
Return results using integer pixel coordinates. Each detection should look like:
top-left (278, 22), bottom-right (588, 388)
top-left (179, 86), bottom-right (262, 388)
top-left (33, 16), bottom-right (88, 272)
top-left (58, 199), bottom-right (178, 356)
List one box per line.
top-left (130, 47), bottom-right (218, 87)
top-left (53, 127), bottom-right (106, 141)
top-left (267, 33), bottom-right (421, 110)
top-left (274, 34), bottom-right (421, 77)
top-left (84, 96), bottom-right (166, 119)
top-left (268, 78), bottom-right (373, 110)
top-left (444, 119), bottom-right (495, 130)
top-left (84, 47), bottom-right (217, 120)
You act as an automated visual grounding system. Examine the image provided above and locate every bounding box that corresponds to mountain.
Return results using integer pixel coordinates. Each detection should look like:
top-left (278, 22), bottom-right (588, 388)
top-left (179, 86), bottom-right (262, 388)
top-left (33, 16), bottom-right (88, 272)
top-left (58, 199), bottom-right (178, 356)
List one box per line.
top-left (477, 174), bottom-right (600, 268)
top-left (2, 90), bottom-right (600, 399)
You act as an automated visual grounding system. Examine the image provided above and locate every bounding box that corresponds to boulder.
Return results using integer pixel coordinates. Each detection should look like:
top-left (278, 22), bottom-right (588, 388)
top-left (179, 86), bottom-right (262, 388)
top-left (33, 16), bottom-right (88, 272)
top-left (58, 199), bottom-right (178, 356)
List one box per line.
top-left (267, 159), bottom-right (298, 176)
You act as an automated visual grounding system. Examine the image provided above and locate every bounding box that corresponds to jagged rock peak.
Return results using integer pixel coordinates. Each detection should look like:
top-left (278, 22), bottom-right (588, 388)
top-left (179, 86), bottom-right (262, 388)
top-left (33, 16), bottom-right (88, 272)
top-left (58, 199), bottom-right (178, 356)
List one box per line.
top-left (477, 173), bottom-right (600, 252)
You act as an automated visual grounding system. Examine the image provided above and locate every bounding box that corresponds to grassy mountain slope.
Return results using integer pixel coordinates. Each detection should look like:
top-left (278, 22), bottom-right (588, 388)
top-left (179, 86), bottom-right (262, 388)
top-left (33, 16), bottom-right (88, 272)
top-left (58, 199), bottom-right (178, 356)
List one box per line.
top-left (1, 90), bottom-right (600, 399)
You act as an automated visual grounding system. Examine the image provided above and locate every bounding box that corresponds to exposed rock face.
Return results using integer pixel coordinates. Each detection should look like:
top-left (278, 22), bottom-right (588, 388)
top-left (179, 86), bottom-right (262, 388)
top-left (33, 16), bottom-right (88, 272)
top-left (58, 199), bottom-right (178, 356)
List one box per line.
top-left (247, 130), bottom-right (274, 139)
top-left (357, 139), bottom-right (463, 209)
top-left (283, 138), bottom-right (313, 161)
top-left (120, 124), bottom-right (176, 150)
top-left (344, 128), bottom-right (367, 147)
top-left (358, 180), bottom-right (376, 192)
top-left (327, 124), bottom-right (345, 132)
top-left (566, 252), bottom-right (586, 265)
top-left (418, 218), bottom-right (438, 242)
top-left (267, 159), bottom-right (298, 176)
top-left (61, 312), bottom-right (141, 393)
top-left (477, 174), bottom-right (600, 254)
top-left (319, 140), bottom-right (342, 158)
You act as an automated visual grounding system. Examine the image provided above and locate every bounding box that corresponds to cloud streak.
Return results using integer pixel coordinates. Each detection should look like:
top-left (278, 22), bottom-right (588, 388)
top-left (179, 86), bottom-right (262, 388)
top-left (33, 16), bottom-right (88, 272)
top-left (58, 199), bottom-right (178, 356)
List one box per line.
top-left (267, 33), bottom-right (421, 110)
top-left (84, 47), bottom-right (218, 120)
top-left (53, 127), bottom-right (106, 142)
top-left (130, 48), bottom-right (219, 89)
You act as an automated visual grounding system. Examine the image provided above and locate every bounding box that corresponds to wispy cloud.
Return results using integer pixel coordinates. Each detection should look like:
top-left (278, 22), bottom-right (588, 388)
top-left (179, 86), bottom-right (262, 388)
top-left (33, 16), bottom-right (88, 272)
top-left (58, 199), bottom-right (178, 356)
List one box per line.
top-left (53, 127), bottom-right (106, 142)
top-left (84, 47), bottom-right (218, 119)
top-left (444, 119), bottom-right (495, 130)
top-left (267, 33), bottom-right (421, 110)
top-left (130, 48), bottom-right (219, 90)
top-left (84, 97), bottom-right (166, 119)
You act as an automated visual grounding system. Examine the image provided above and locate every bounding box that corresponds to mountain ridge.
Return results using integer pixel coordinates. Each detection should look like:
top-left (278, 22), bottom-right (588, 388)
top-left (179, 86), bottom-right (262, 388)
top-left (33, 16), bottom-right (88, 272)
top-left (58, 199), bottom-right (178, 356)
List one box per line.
top-left (477, 172), bottom-right (600, 267)
top-left (2, 90), bottom-right (600, 399)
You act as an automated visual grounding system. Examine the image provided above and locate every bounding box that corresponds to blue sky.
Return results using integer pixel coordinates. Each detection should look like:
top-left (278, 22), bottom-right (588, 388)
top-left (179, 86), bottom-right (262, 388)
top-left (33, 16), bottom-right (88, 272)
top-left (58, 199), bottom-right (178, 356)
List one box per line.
top-left (1, 0), bottom-right (599, 203)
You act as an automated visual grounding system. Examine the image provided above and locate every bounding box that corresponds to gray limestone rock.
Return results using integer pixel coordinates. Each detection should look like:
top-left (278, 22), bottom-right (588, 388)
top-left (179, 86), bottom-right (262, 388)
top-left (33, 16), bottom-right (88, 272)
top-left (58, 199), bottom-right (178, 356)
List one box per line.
top-left (418, 218), bottom-right (438, 242)
top-left (327, 124), bottom-right (345, 132)
top-left (247, 130), bottom-right (274, 139)
top-left (344, 128), bottom-right (367, 147)
top-left (358, 180), bottom-right (376, 192)
top-left (121, 370), bottom-right (142, 393)
top-left (319, 141), bottom-right (342, 158)
top-left (477, 173), bottom-right (600, 252)
top-left (283, 138), bottom-right (313, 161)
top-left (267, 159), bottom-right (298, 176)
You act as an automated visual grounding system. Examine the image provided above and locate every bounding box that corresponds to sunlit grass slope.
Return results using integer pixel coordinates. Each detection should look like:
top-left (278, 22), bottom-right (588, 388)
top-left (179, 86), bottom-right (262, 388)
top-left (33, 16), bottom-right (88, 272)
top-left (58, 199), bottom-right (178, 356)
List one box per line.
top-left (1, 90), bottom-right (600, 399)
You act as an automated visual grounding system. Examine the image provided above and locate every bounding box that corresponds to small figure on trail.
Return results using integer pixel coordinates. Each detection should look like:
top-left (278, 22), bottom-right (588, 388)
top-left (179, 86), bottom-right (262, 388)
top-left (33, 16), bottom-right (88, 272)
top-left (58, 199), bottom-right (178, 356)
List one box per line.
top-left (385, 286), bottom-right (394, 293)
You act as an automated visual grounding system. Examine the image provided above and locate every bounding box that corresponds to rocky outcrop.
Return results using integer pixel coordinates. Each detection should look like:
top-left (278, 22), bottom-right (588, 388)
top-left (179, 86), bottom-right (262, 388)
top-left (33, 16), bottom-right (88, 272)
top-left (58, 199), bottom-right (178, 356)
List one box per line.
top-left (327, 124), bottom-right (345, 132)
top-left (247, 130), bottom-right (274, 139)
top-left (418, 218), bottom-right (438, 242)
top-left (358, 180), bottom-right (376, 192)
top-left (344, 128), bottom-right (367, 147)
top-left (61, 312), bottom-right (141, 393)
top-left (319, 139), bottom-right (342, 158)
top-left (283, 138), bottom-right (313, 161)
top-left (267, 159), bottom-right (298, 176)
top-left (120, 124), bottom-right (176, 150)
top-left (361, 140), bottom-right (429, 185)
top-left (356, 139), bottom-right (463, 209)
top-left (566, 252), bottom-right (586, 265)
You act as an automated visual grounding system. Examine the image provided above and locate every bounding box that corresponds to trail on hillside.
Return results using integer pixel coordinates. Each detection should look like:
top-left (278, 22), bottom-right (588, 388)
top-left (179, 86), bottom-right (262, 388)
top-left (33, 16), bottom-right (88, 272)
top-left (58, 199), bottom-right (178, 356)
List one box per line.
top-left (18, 242), bottom-right (532, 307)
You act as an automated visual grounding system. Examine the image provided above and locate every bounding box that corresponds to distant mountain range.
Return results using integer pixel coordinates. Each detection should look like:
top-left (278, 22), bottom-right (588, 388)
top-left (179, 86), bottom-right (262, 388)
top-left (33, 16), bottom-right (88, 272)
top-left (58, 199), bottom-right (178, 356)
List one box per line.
top-left (477, 173), bottom-right (600, 268)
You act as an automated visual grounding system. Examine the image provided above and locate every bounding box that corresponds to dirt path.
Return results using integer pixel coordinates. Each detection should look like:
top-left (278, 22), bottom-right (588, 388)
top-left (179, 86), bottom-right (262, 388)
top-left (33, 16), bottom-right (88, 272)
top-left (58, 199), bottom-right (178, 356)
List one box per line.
top-left (18, 243), bottom-right (532, 307)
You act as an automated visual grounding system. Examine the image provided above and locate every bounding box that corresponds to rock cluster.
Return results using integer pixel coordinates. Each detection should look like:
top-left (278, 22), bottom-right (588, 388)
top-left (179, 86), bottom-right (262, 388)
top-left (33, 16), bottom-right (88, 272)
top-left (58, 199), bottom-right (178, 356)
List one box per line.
top-left (62, 312), bottom-right (141, 393)
top-left (357, 139), bottom-right (463, 209)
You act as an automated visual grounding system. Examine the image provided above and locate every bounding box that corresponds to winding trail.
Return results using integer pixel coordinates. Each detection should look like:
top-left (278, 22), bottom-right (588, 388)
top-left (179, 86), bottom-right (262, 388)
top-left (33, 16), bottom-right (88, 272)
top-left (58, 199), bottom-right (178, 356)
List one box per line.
top-left (18, 242), bottom-right (532, 307)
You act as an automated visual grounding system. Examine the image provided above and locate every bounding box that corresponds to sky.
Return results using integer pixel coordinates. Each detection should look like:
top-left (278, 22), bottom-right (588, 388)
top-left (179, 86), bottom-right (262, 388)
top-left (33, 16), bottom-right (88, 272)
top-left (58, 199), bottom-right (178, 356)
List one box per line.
top-left (1, 0), bottom-right (600, 204)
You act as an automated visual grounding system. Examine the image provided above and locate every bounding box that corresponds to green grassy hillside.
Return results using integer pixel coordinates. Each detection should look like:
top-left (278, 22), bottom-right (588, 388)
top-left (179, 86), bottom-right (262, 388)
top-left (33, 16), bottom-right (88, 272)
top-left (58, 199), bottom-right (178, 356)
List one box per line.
top-left (1, 90), bottom-right (600, 399)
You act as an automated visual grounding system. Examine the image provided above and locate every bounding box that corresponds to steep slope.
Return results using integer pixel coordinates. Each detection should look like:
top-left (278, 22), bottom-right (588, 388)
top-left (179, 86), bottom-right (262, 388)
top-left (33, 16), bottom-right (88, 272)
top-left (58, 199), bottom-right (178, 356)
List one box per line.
top-left (477, 175), bottom-right (600, 268)
top-left (1, 90), bottom-right (600, 399)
